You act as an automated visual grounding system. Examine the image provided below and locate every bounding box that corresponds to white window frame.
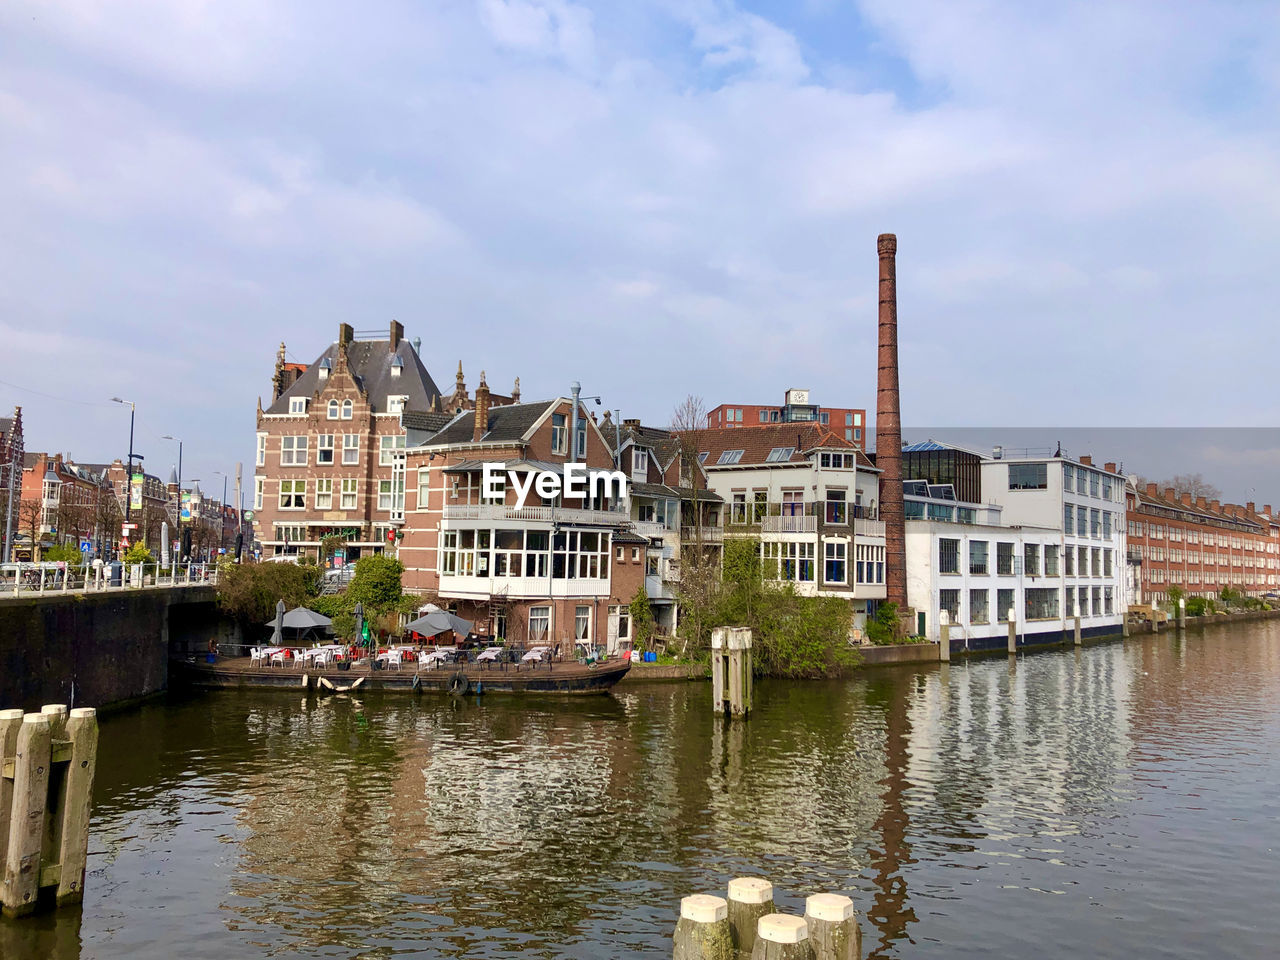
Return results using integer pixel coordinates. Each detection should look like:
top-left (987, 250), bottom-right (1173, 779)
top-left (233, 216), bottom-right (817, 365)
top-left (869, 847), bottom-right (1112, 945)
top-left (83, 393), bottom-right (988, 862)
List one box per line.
top-left (315, 478), bottom-right (333, 509)
top-left (317, 434), bottom-right (335, 464)
top-left (256, 433), bottom-right (266, 467)
top-left (341, 399), bottom-right (353, 420)
top-left (280, 435), bottom-right (308, 466)
top-left (327, 400), bottom-right (340, 420)
top-left (342, 434), bottom-right (359, 465)
top-left (254, 477), bottom-right (264, 510)
top-left (288, 397), bottom-right (307, 415)
top-left (341, 478), bottom-right (358, 510)
top-left (279, 478), bottom-right (306, 510)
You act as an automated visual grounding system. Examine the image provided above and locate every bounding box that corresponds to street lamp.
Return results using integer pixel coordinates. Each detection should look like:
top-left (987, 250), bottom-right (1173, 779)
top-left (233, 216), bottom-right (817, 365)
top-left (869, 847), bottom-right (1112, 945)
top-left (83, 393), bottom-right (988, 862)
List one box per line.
top-left (110, 398), bottom-right (136, 531)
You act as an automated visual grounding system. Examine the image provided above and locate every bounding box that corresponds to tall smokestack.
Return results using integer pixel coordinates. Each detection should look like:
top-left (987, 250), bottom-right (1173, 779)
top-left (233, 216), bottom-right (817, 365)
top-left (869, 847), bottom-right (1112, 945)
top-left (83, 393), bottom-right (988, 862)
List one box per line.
top-left (877, 233), bottom-right (907, 609)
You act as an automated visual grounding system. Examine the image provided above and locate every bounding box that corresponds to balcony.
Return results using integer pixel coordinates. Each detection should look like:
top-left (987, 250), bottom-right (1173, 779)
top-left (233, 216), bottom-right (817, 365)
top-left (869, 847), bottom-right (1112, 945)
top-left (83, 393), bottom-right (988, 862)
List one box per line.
top-left (761, 515), bottom-right (817, 534)
top-left (680, 525), bottom-right (724, 544)
top-left (854, 518), bottom-right (885, 538)
top-left (438, 574), bottom-right (611, 599)
top-left (442, 503), bottom-right (628, 526)
top-left (633, 520), bottom-right (669, 540)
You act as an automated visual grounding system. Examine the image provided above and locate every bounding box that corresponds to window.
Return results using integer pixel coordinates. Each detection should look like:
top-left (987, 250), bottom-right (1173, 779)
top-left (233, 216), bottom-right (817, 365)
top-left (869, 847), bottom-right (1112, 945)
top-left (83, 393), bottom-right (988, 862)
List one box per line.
top-left (316, 478), bottom-right (333, 509)
top-left (824, 540), bottom-right (847, 584)
top-left (575, 605), bottom-right (591, 641)
top-left (256, 434), bottom-right (266, 467)
top-left (254, 477), bottom-right (264, 510)
top-left (997, 589), bottom-right (1015, 622)
top-left (1089, 472), bottom-right (1100, 497)
top-left (697, 452), bottom-right (709, 464)
top-left (820, 412), bottom-right (829, 425)
top-left (342, 434), bottom-right (359, 465)
top-left (341, 478), bottom-right (358, 510)
top-left (280, 436), bottom-right (307, 466)
top-left (997, 542), bottom-right (1014, 575)
top-left (1104, 549), bottom-right (1113, 577)
top-left (631, 547), bottom-right (640, 562)
top-left (1064, 503), bottom-right (1073, 532)
top-left (378, 479), bottom-right (394, 511)
top-left (616, 545), bottom-right (624, 561)
top-left (969, 540), bottom-right (989, 575)
top-left (613, 604), bottom-right (631, 640)
top-left (1025, 587), bottom-right (1059, 620)
top-left (279, 479), bottom-right (305, 509)
top-left (759, 411), bottom-right (769, 423)
top-left (327, 400), bottom-right (339, 419)
top-left (766, 447), bottom-right (794, 462)
top-left (380, 434), bottom-right (406, 466)
top-left (632, 449), bottom-right (647, 474)
top-left (1046, 545), bottom-right (1060, 576)
top-left (317, 434), bottom-right (334, 464)
top-left (529, 606), bottom-right (550, 642)
top-left (551, 413), bottom-right (567, 454)
top-left (1078, 546), bottom-right (1089, 576)
top-left (1102, 511), bottom-right (1112, 539)
top-left (1008, 463), bottom-right (1047, 490)
top-left (341, 399), bottom-right (353, 420)
top-left (825, 489), bottom-right (847, 524)
top-left (1091, 586), bottom-right (1102, 615)
top-left (1092, 547), bottom-right (1101, 576)
top-left (1090, 508), bottom-right (1100, 538)
top-left (718, 449), bottom-right (744, 465)
top-left (939, 538), bottom-right (960, 574)
top-left (1104, 586), bottom-right (1114, 615)
top-left (1024, 543), bottom-right (1040, 577)
top-left (970, 589), bottom-right (989, 623)
top-left (388, 396), bottom-right (407, 415)
top-left (939, 589), bottom-right (960, 623)
top-left (417, 468), bottom-right (430, 508)
top-left (1077, 509), bottom-right (1088, 537)
top-left (1063, 464), bottom-right (1074, 492)
top-left (1066, 586), bottom-right (1076, 616)
top-left (288, 397), bottom-right (307, 414)
top-left (575, 420), bottom-right (587, 459)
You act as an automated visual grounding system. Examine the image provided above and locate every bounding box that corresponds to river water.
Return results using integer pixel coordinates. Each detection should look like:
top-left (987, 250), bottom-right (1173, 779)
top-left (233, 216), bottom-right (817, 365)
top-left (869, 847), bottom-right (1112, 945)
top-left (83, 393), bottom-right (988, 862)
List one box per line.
top-left (3, 621), bottom-right (1278, 959)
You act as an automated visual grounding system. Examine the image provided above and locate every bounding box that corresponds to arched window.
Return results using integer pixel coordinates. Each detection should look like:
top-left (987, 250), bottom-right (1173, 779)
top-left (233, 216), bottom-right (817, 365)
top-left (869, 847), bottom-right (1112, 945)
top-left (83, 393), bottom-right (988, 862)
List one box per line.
top-left (342, 399), bottom-right (353, 420)
top-left (327, 399), bottom-right (339, 420)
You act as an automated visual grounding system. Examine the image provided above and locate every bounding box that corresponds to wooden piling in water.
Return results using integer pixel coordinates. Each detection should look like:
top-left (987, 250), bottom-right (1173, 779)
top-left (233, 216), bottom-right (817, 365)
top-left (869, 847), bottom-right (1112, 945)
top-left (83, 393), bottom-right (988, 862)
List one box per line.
top-left (751, 914), bottom-right (814, 960)
top-left (711, 627), bottom-right (753, 718)
top-left (727, 877), bottom-right (774, 958)
top-left (1074, 614), bottom-right (1081, 647)
top-left (0, 704), bottom-right (98, 916)
top-left (939, 621), bottom-right (950, 662)
top-left (673, 893), bottom-right (732, 960)
top-left (804, 894), bottom-right (860, 960)
top-left (1007, 610), bottom-right (1017, 655)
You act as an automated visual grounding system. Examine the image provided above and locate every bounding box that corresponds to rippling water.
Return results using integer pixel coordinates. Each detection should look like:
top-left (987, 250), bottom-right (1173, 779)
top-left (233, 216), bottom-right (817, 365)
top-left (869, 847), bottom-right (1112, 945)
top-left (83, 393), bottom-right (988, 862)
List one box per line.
top-left (3, 621), bottom-right (1279, 959)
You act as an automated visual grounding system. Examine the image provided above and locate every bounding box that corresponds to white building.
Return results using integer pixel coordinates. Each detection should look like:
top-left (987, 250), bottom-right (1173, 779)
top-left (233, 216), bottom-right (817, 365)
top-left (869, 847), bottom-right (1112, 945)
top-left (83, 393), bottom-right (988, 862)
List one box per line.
top-left (694, 423), bottom-right (887, 618)
top-left (904, 447), bottom-right (1128, 649)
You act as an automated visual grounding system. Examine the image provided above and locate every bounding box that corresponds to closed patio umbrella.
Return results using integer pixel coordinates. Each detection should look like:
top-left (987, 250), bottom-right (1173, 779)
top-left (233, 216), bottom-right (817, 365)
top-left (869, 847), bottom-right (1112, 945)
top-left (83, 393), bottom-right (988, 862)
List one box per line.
top-left (269, 599), bottom-right (285, 646)
top-left (404, 610), bottom-right (473, 639)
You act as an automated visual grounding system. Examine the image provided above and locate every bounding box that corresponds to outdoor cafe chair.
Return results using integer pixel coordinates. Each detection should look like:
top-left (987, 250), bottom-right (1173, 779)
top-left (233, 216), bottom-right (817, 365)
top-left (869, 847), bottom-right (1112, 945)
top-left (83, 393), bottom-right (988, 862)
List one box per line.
top-left (249, 647), bottom-right (266, 668)
top-left (269, 649), bottom-right (288, 668)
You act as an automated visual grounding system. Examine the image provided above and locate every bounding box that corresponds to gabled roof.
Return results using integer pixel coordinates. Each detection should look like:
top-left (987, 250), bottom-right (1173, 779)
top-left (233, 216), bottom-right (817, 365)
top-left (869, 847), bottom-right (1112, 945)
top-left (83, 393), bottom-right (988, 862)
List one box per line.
top-left (401, 410), bottom-right (455, 433)
top-left (631, 480), bottom-right (723, 503)
top-left (265, 339), bottom-right (442, 415)
top-left (422, 400), bottom-right (555, 446)
top-left (686, 423), bottom-right (873, 470)
top-left (1133, 487), bottom-right (1266, 533)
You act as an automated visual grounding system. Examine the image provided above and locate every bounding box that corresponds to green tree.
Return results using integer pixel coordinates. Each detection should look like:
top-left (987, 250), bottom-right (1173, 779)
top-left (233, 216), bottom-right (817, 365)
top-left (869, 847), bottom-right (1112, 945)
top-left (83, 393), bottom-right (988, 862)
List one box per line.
top-left (346, 554), bottom-right (406, 619)
top-left (45, 542), bottom-right (85, 563)
top-left (865, 601), bottom-right (901, 645)
top-left (630, 584), bottom-right (656, 649)
top-left (217, 561), bottom-right (322, 626)
top-left (123, 542), bottom-right (154, 565)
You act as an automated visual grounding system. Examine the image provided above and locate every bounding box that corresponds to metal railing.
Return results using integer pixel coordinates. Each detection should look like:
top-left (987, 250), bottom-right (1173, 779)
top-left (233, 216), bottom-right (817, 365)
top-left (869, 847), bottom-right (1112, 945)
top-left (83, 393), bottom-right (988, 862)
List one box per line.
top-left (0, 561), bottom-right (218, 596)
top-left (442, 503), bottom-right (629, 526)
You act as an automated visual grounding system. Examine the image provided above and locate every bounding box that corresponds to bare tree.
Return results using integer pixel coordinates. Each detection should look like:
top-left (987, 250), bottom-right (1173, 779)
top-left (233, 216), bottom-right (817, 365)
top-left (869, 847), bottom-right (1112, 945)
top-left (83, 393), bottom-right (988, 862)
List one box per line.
top-left (17, 497), bottom-right (43, 557)
top-left (1164, 473), bottom-right (1222, 500)
top-left (668, 394), bottom-right (720, 654)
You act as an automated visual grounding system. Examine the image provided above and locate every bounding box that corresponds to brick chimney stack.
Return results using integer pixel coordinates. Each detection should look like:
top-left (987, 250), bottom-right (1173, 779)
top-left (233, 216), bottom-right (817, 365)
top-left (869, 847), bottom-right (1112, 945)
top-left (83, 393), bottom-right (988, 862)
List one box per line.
top-left (876, 233), bottom-right (906, 609)
top-left (1197, 496), bottom-right (1208, 510)
top-left (389, 320), bottom-right (403, 351)
top-left (1181, 492), bottom-right (1193, 506)
top-left (1247, 501), bottom-right (1256, 513)
top-left (1104, 462), bottom-right (1117, 474)
top-left (1164, 487), bottom-right (1176, 502)
top-left (1080, 455), bottom-right (1092, 466)
top-left (473, 372), bottom-right (490, 442)
top-left (1146, 482), bottom-right (1159, 497)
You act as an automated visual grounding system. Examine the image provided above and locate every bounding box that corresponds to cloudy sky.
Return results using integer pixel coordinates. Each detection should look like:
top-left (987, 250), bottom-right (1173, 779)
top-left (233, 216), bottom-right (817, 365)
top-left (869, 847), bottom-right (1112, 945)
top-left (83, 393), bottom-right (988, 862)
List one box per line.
top-left (3, 1), bottom-right (1278, 497)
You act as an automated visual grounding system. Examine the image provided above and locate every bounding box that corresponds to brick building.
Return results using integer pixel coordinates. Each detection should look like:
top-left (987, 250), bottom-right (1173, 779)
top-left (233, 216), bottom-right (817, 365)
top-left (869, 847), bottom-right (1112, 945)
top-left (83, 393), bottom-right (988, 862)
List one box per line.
top-left (1125, 482), bottom-right (1279, 603)
top-left (707, 389), bottom-right (867, 445)
top-left (254, 321), bottom-right (461, 559)
top-left (15, 453), bottom-right (119, 559)
top-left (398, 385), bottom-right (644, 656)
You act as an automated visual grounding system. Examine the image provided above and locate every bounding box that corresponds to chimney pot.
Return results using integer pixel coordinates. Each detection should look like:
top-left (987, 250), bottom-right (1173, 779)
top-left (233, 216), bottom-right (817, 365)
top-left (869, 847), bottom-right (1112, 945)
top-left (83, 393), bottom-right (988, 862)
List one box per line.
top-left (472, 373), bottom-right (490, 442)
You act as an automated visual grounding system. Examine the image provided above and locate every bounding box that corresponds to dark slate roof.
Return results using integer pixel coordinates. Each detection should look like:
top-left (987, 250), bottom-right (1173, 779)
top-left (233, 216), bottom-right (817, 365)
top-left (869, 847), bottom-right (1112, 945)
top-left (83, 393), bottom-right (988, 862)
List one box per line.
top-left (688, 423), bottom-right (874, 469)
top-left (402, 410), bottom-right (455, 433)
top-left (425, 400), bottom-right (554, 446)
top-left (265, 339), bottom-right (442, 415)
top-left (0, 417), bottom-right (13, 437)
top-left (612, 529), bottom-right (650, 545)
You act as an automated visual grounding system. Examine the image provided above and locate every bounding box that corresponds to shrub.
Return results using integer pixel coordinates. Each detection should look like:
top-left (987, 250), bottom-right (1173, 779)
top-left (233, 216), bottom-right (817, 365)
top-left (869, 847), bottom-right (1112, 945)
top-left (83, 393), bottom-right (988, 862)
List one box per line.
top-left (217, 560), bottom-right (322, 625)
top-left (866, 601), bottom-right (900, 645)
top-left (123, 543), bottom-right (154, 565)
top-left (45, 543), bottom-right (85, 563)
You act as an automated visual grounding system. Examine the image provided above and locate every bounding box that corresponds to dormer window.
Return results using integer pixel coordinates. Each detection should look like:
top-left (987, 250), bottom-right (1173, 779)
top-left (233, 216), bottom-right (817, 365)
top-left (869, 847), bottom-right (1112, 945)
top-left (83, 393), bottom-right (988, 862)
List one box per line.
top-left (388, 395), bottom-right (407, 415)
top-left (318, 358), bottom-right (332, 380)
top-left (390, 355), bottom-right (404, 379)
top-left (288, 397), bottom-right (308, 415)
top-left (632, 449), bottom-right (647, 474)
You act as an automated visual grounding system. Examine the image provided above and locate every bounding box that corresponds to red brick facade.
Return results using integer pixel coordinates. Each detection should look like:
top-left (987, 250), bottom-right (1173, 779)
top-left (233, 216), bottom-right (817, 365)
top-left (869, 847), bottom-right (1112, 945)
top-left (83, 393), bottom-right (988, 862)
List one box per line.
top-left (1126, 482), bottom-right (1279, 602)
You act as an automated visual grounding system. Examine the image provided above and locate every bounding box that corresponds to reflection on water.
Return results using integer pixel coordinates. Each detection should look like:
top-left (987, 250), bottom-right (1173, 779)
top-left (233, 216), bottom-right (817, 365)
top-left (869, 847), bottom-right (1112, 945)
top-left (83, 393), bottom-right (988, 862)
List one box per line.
top-left (3, 621), bottom-right (1280, 958)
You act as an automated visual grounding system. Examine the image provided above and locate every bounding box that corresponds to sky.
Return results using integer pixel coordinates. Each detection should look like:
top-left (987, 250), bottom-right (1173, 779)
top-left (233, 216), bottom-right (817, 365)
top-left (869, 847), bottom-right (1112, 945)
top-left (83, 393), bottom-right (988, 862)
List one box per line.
top-left (2, 0), bottom-right (1279, 501)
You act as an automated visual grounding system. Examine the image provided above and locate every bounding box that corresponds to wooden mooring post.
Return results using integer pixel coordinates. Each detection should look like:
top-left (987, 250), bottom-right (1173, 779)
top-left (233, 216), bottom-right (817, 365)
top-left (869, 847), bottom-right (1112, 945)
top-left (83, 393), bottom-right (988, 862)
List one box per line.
top-left (0, 705), bottom-right (98, 917)
top-left (674, 882), bottom-right (861, 960)
top-left (711, 627), bottom-right (752, 718)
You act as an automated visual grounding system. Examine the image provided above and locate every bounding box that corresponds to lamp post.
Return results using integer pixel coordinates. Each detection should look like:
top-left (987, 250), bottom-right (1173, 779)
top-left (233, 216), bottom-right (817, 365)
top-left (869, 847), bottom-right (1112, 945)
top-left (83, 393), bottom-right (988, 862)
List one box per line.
top-left (111, 399), bottom-right (136, 544)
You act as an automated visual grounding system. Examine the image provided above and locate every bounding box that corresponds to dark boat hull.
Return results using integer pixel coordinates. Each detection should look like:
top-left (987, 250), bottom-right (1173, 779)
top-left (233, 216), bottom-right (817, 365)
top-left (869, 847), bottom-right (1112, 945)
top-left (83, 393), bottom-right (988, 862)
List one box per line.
top-left (171, 656), bottom-right (632, 696)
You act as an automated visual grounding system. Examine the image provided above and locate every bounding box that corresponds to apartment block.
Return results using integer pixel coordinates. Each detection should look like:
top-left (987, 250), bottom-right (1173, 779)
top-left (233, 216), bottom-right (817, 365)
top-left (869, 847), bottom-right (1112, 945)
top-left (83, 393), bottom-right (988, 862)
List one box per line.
top-left (707, 389), bottom-right (867, 445)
